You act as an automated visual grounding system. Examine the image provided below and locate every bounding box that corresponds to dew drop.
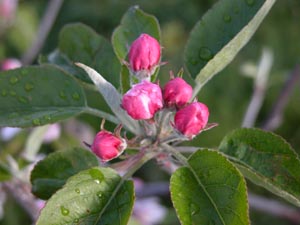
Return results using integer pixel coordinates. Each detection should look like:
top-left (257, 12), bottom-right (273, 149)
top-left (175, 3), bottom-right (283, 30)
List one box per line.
top-left (73, 218), bottom-right (79, 223)
top-left (223, 14), bottom-right (232, 23)
top-left (44, 115), bottom-right (51, 121)
top-left (10, 76), bottom-right (19, 84)
top-left (234, 6), bottom-right (240, 14)
top-left (97, 192), bottom-right (103, 198)
top-left (21, 70), bottom-right (28, 75)
top-left (9, 90), bottom-right (17, 97)
top-left (59, 91), bottom-right (67, 99)
top-left (24, 82), bottom-right (34, 92)
top-left (75, 188), bottom-right (80, 194)
top-left (18, 96), bottom-right (28, 104)
top-left (72, 92), bottom-right (80, 101)
top-left (9, 112), bottom-right (19, 119)
top-left (199, 47), bottom-right (213, 61)
top-left (89, 168), bottom-right (104, 184)
top-left (32, 118), bottom-right (41, 126)
top-left (246, 0), bottom-right (255, 6)
top-left (60, 206), bottom-right (70, 216)
top-left (1, 89), bottom-right (7, 97)
top-left (190, 59), bottom-right (198, 65)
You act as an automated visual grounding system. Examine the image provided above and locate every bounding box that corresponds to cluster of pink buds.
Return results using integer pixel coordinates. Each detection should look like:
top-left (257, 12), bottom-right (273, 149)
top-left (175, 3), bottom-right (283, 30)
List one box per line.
top-left (123, 34), bottom-right (209, 139)
top-left (87, 33), bottom-right (210, 162)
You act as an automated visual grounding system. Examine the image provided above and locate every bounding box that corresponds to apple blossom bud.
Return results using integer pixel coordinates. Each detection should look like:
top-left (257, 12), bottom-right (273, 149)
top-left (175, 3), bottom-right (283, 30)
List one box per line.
top-left (129, 33), bottom-right (161, 78)
top-left (91, 131), bottom-right (127, 162)
top-left (163, 77), bottom-right (193, 108)
top-left (122, 81), bottom-right (163, 120)
top-left (174, 102), bottom-right (209, 139)
top-left (1, 58), bottom-right (22, 71)
top-left (0, 0), bottom-right (18, 21)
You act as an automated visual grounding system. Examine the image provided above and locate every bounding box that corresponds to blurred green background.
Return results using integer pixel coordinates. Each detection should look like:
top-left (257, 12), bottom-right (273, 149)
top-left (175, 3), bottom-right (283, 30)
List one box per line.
top-left (1, 0), bottom-right (300, 224)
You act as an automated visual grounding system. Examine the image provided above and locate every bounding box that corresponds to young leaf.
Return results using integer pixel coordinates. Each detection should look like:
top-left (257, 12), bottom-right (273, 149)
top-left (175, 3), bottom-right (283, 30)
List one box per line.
top-left (76, 63), bottom-right (142, 135)
top-left (219, 128), bottom-right (300, 206)
top-left (36, 167), bottom-right (134, 225)
top-left (112, 6), bottom-right (161, 62)
top-left (58, 23), bottom-right (121, 86)
top-left (0, 65), bottom-right (86, 127)
top-left (170, 150), bottom-right (249, 225)
top-left (185, 0), bottom-right (276, 95)
top-left (31, 147), bottom-right (98, 200)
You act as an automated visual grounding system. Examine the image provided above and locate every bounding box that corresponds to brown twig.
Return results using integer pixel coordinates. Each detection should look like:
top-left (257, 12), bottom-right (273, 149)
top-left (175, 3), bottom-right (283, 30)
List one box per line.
top-left (2, 179), bottom-right (41, 221)
top-left (21, 0), bottom-right (64, 65)
top-left (261, 65), bottom-right (300, 131)
top-left (135, 181), bottom-right (300, 224)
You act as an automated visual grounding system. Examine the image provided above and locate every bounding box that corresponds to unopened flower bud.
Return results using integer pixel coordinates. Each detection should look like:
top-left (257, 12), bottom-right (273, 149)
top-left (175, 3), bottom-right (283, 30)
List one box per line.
top-left (1, 58), bottom-right (21, 71)
top-left (0, 0), bottom-right (18, 22)
top-left (174, 102), bottom-right (209, 139)
top-left (122, 81), bottom-right (163, 120)
top-left (91, 131), bottom-right (127, 162)
top-left (163, 77), bottom-right (193, 108)
top-left (129, 33), bottom-right (161, 78)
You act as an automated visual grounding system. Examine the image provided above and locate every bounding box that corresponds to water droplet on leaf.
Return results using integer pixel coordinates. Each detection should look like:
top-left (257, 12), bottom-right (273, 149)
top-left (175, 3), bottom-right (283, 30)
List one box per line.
top-left (9, 90), bottom-right (17, 96)
top-left (60, 206), bottom-right (70, 216)
top-left (97, 192), bottom-right (103, 198)
top-left (59, 91), bottom-right (66, 99)
top-left (1, 89), bottom-right (7, 97)
top-left (18, 96), bottom-right (28, 104)
top-left (73, 218), bottom-right (79, 223)
top-left (72, 92), bottom-right (80, 101)
top-left (32, 119), bottom-right (41, 126)
top-left (223, 15), bottom-right (232, 23)
top-left (10, 76), bottom-right (19, 84)
top-left (89, 168), bottom-right (104, 184)
top-left (21, 70), bottom-right (28, 75)
top-left (246, 0), bottom-right (255, 6)
top-left (24, 83), bottom-right (34, 92)
top-left (199, 47), bottom-right (213, 61)
top-left (75, 188), bottom-right (80, 194)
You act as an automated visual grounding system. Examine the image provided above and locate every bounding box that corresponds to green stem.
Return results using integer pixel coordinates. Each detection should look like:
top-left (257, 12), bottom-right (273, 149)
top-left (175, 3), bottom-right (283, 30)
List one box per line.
top-left (123, 151), bottom-right (156, 179)
top-left (83, 107), bottom-right (119, 124)
top-left (161, 143), bottom-right (188, 165)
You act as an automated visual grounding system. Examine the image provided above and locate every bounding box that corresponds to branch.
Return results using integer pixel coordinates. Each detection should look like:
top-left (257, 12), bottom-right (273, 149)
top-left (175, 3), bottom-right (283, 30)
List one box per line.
top-left (2, 179), bottom-right (41, 221)
top-left (135, 181), bottom-right (300, 224)
top-left (242, 48), bottom-right (273, 128)
top-left (261, 65), bottom-right (300, 131)
top-left (21, 0), bottom-right (64, 65)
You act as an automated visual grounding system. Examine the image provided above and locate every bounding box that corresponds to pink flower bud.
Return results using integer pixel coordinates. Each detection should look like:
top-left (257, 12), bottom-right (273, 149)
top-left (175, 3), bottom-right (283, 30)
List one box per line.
top-left (1, 58), bottom-right (22, 71)
top-left (129, 33), bottom-right (161, 77)
top-left (0, 0), bottom-right (17, 20)
top-left (122, 81), bottom-right (163, 120)
top-left (174, 102), bottom-right (209, 139)
top-left (91, 131), bottom-right (127, 162)
top-left (163, 77), bottom-right (193, 108)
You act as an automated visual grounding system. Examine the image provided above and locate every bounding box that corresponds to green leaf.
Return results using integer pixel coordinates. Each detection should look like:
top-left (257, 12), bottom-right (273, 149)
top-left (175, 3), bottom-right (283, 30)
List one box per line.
top-left (170, 150), bottom-right (249, 225)
top-left (120, 65), bottom-right (131, 94)
top-left (185, 0), bottom-right (276, 95)
top-left (58, 23), bottom-right (121, 86)
top-left (31, 147), bottom-right (98, 200)
top-left (40, 23), bottom-right (120, 86)
top-left (219, 128), bottom-right (300, 206)
top-left (76, 63), bottom-right (142, 135)
top-left (112, 6), bottom-right (161, 62)
top-left (0, 163), bottom-right (11, 181)
top-left (0, 65), bottom-right (86, 127)
top-left (36, 167), bottom-right (134, 225)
